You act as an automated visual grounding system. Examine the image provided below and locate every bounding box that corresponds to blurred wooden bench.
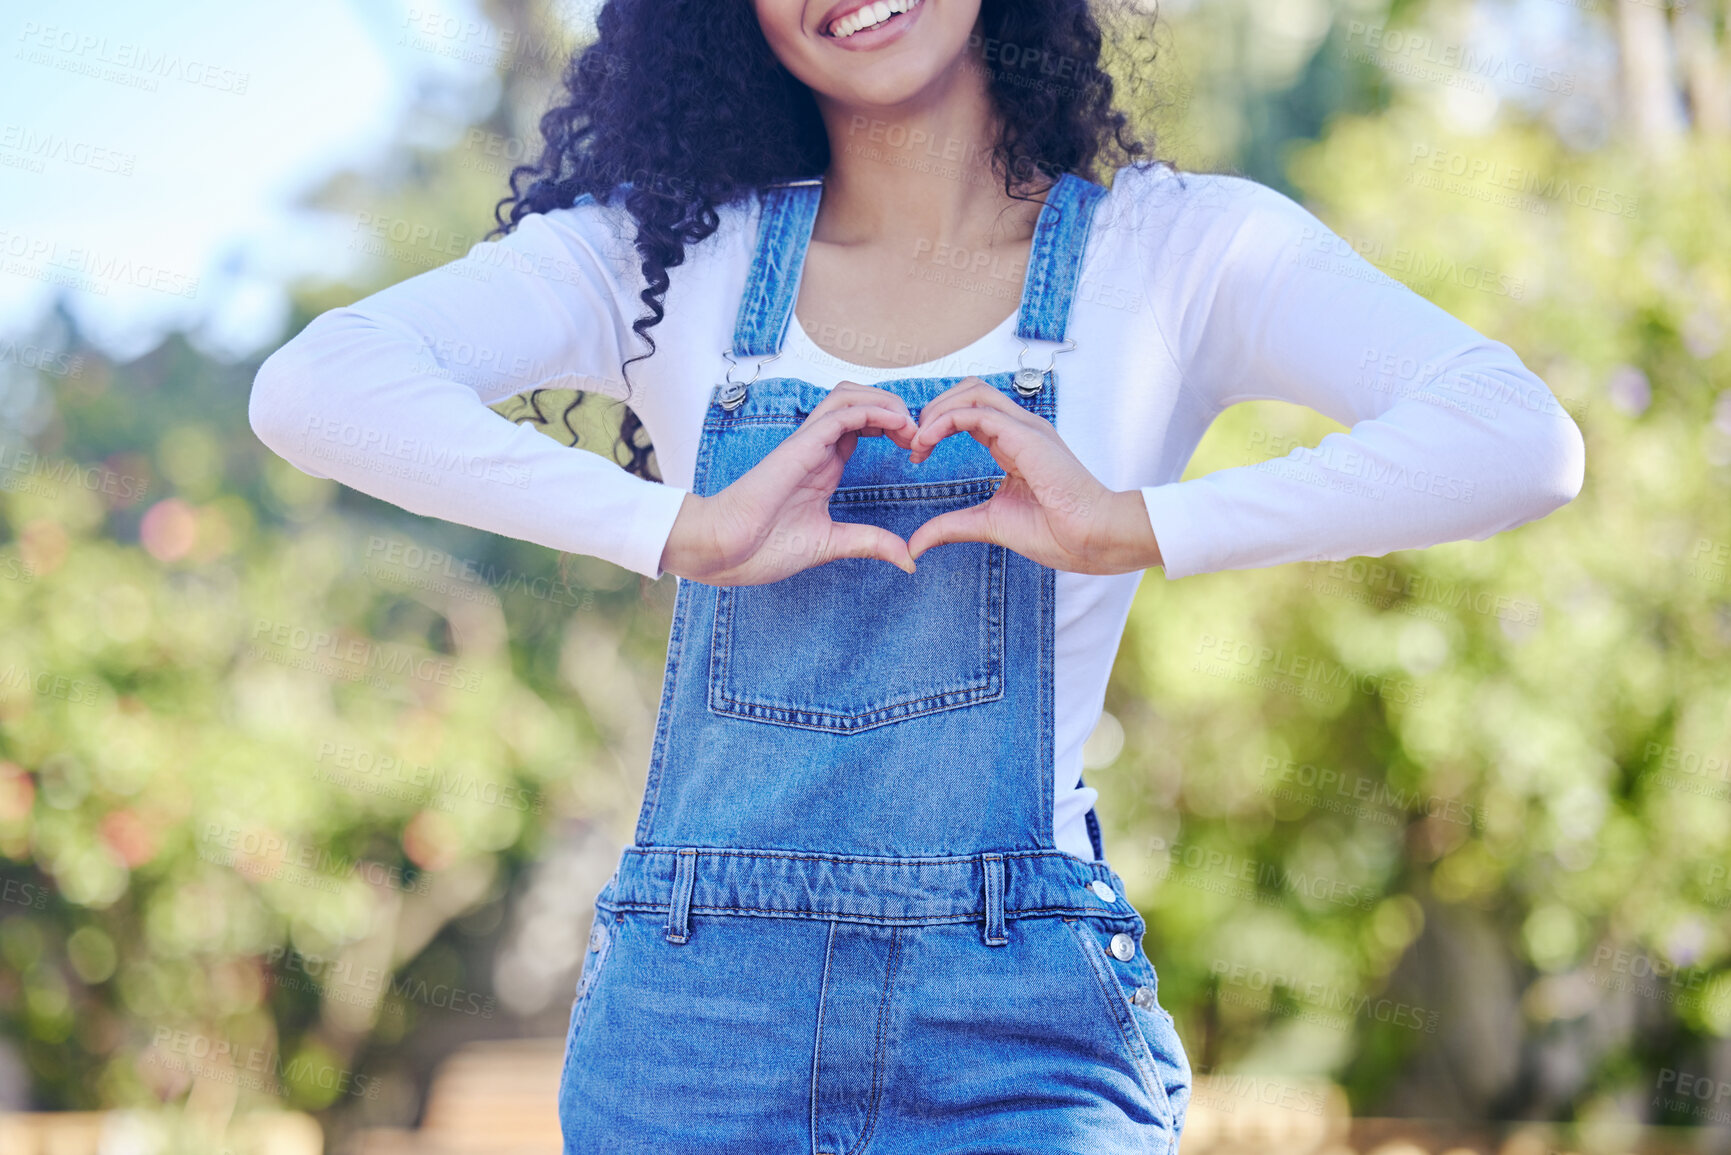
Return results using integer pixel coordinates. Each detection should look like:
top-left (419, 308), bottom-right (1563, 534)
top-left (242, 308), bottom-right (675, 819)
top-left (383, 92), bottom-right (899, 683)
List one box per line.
top-left (349, 1038), bottom-right (565, 1155)
top-left (0, 1108), bottom-right (321, 1154)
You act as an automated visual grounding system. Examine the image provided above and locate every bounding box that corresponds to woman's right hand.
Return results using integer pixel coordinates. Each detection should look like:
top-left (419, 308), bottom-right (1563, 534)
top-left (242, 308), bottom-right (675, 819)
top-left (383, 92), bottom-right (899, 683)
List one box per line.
top-left (656, 382), bottom-right (921, 585)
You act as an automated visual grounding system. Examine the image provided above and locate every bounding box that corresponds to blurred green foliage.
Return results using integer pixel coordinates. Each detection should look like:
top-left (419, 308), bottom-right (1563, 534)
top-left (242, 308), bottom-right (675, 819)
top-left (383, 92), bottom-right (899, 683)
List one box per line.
top-left (1101, 11), bottom-right (1731, 1126)
top-left (0, 329), bottom-right (669, 1126)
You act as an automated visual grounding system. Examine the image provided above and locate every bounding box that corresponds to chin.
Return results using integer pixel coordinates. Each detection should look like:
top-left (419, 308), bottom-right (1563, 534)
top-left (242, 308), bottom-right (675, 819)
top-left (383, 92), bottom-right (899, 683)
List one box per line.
top-left (828, 62), bottom-right (950, 109)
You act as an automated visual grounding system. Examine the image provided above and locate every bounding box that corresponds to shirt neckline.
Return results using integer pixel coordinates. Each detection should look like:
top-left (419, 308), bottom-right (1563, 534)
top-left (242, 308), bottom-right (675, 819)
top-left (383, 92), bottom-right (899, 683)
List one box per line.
top-left (785, 306), bottom-right (1021, 379)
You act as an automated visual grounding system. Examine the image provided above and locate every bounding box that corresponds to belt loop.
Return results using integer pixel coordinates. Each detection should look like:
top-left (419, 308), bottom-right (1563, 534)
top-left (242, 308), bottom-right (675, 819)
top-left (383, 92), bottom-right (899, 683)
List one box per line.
top-left (981, 853), bottom-right (1008, 947)
top-left (665, 848), bottom-right (697, 945)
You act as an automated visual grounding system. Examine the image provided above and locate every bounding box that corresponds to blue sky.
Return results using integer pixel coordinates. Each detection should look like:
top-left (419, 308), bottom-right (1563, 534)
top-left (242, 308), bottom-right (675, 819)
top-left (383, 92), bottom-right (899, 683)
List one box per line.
top-left (0, 0), bottom-right (526, 363)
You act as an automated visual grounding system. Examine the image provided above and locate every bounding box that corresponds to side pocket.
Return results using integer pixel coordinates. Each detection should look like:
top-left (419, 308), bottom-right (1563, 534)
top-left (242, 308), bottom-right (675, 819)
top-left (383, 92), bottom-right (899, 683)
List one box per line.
top-left (559, 906), bottom-right (620, 1091)
top-left (1062, 918), bottom-right (1177, 1141)
top-left (1131, 991), bottom-right (1192, 1145)
top-left (1112, 923), bottom-right (1193, 1146)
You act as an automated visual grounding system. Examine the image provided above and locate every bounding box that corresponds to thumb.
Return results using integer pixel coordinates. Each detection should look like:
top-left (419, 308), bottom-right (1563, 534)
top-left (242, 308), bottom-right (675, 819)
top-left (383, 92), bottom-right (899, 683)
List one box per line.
top-left (907, 503), bottom-right (997, 562)
top-left (825, 520), bottom-right (916, 575)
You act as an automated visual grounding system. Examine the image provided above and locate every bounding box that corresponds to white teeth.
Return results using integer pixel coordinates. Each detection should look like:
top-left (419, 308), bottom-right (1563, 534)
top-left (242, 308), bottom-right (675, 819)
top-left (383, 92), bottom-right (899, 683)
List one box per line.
top-left (831, 0), bottom-right (915, 39)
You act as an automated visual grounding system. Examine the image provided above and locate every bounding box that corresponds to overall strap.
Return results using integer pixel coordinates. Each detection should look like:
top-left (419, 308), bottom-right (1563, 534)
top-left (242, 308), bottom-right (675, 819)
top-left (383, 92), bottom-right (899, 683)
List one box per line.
top-left (728, 171), bottom-right (1109, 361)
top-left (731, 177), bottom-right (824, 359)
top-left (1014, 172), bottom-right (1109, 344)
top-left (1075, 770), bottom-right (1107, 862)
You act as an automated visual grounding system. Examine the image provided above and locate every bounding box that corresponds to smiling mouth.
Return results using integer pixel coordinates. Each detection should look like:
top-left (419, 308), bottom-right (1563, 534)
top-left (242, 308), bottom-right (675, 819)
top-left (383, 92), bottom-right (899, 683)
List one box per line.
top-left (825, 0), bottom-right (924, 40)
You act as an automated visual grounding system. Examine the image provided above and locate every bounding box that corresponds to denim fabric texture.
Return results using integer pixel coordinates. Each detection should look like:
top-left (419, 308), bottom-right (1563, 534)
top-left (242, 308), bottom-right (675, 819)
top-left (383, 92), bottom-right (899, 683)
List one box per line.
top-left (558, 172), bottom-right (1192, 1154)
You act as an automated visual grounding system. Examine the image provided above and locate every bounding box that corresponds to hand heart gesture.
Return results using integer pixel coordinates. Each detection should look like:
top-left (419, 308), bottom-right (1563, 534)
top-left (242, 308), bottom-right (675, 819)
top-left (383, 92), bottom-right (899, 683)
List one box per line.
top-left (657, 378), bottom-right (1158, 584)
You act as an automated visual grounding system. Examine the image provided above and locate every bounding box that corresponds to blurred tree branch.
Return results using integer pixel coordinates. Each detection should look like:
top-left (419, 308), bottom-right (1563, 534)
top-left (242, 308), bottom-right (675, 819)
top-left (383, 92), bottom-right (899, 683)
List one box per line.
top-left (1617, 0), bottom-right (1730, 152)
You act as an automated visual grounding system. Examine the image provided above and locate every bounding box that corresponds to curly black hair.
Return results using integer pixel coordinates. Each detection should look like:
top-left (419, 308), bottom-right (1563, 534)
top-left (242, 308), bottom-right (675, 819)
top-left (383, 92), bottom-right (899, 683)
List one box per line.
top-left (489, 0), bottom-right (1164, 482)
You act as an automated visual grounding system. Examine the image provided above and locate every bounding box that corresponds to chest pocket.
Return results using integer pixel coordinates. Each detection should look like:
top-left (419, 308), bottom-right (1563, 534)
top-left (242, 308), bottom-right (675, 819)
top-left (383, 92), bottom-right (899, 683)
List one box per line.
top-left (708, 477), bottom-right (1007, 734)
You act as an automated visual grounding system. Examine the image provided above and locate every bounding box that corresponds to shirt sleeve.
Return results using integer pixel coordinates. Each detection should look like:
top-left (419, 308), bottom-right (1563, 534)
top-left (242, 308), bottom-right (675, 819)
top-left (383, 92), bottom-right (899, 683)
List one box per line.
top-left (1127, 167), bottom-right (1586, 582)
top-left (247, 197), bottom-right (690, 581)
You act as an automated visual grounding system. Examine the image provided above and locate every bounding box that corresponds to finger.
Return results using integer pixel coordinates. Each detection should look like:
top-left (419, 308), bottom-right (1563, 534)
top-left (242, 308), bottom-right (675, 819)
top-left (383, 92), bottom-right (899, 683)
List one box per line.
top-left (808, 400), bottom-right (920, 452)
top-left (923, 376), bottom-right (1020, 415)
top-left (911, 380), bottom-right (1033, 458)
top-left (776, 406), bottom-right (915, 491)
top-left (909, 404), bottom-right (1034, 469)
top-left (907, 502), bottom-right (998, 562)
top-left (920, 375), bottom-right (995, 409)
top-left (824, 519), bottom-right (916, 575)
top-left (834, 427), bottom-right (860, 462)
top-left (810, 382), bottom-right (916, 435)
top-left (913, 377), bottom-right (1003, 431)
top-left (796, 405), bottom-right (920, 465)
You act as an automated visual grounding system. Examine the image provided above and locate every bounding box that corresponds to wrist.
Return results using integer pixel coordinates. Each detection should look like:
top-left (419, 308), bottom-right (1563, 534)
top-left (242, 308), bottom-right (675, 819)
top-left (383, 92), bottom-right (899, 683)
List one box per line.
top-left (658, 492), bottom-right (708, 579)
top-left (1099, 488), bottom-right (1162, 574)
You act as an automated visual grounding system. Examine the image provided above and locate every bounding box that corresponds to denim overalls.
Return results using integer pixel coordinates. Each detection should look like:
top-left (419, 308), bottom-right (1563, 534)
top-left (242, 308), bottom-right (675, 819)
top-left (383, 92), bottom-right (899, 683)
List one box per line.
top-left (557, 172), bottom-right (1192, 1154)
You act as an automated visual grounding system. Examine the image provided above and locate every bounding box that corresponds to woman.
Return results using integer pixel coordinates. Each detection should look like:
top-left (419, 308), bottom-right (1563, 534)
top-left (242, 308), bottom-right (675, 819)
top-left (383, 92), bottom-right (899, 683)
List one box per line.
top-left (249, 0), bottom-right (1586, 1150)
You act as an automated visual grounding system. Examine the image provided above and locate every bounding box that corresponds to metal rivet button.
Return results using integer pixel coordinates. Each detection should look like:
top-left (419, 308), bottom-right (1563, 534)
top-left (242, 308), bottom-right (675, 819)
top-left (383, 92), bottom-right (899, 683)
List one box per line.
top-left (716, 380), bottom-right (749, 410)
top-left (1090, 880), bottom-right (1117, 904)
top-left (1132, 985), bottom-right (1158, 1009)
top-left (1110, 932), bottom-right (1136, 961)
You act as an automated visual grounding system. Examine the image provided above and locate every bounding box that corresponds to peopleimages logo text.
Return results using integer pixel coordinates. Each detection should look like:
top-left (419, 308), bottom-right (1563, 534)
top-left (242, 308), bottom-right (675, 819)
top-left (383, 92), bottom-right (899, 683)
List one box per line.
top-left (299, 417), bottom-right (532, 489)
top-left (1409, 145), bottom-right (1638, 218)
top-left (248, 620), bottom-right (483, 693)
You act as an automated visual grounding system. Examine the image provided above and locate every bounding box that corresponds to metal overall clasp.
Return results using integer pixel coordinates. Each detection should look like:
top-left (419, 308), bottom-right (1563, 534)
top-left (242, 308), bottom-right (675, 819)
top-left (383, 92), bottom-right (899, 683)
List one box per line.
top-left (716, 348), bottom-right (781, 411)
top-left (1011, 336), bottom-right (1077, 397)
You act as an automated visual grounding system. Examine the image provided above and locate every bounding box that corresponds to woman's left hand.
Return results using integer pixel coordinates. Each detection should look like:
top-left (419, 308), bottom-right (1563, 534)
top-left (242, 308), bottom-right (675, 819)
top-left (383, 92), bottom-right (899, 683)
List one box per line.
top-left (906, 377), bottom-right (1163, 575)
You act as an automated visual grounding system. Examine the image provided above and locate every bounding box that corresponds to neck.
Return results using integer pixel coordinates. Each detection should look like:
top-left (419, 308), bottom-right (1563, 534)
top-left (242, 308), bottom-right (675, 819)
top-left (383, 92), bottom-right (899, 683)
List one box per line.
top-left (809, 50), bottom-right (1046, 251)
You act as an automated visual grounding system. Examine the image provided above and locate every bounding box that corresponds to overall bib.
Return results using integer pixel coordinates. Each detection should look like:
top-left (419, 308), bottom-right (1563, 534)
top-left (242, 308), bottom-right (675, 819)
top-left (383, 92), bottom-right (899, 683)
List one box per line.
top-left (557, 172), bottom-right (1192, 1154)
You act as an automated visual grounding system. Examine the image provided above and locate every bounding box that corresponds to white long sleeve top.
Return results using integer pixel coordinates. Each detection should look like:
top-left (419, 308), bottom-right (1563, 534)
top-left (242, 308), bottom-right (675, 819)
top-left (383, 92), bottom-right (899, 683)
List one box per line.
top-left (248, 163), bottom-right (1586, 862)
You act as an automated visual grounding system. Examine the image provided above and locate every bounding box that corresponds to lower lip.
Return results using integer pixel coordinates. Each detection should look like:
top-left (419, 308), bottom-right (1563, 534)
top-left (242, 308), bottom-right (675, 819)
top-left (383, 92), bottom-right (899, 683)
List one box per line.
top-left (824, 0), bottom-right (925, 51)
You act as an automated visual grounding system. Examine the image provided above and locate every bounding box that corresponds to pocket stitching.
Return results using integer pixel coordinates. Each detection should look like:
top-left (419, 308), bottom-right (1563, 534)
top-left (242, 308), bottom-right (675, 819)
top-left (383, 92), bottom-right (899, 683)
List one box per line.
top-left (1130, 997), bottom-right (1191, 1145)
top-left (707, 483), bottom-right (1008, 733)
top-left (1062, 918), bottom-right (1177, 1138)
top-left (560, 911), bottom-right (619, 1087)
